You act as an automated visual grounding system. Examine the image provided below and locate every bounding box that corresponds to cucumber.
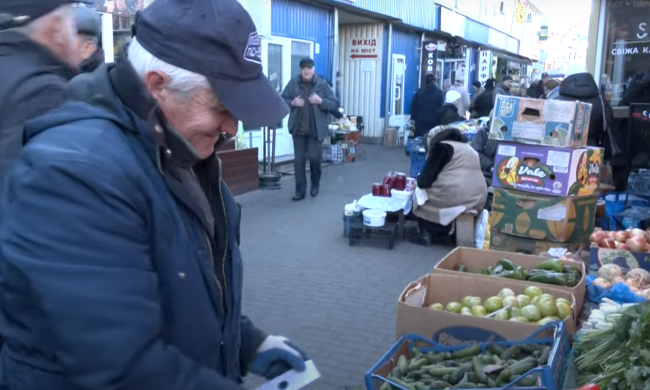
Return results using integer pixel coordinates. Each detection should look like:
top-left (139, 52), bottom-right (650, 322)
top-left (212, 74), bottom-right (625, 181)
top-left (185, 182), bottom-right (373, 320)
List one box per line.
top-left (451, 345), bottom-right (481, 359)
top-left (450, 365), bottom-right (474, 385)
top-left (442, 374), bottom-right (451, 383)
top-left (520, 343), bottom-right (544, 354)
top-left (379, 382), bottom-right (392, 390)
top-left (408, 357), bottom-right (428, 371)
top-left (501, 345), bottom-right (521, 360)
top-left (405, 370), bottom-right (422, 379)
top-left (467, 372), bottom-right (480, 384)
top-left (508, 361), bottom-right (536, 376)
top-left (487, 377), bottom-right (498, 388)
top-left (444, 360), bottom-right (460, 367)
top-left (390, 378), bottom-right (415, 390)
top-left (450, 382), bottom-right (479, 389)
top-left (513, 375), bottom-right (537, 386)
top-left (538, 346), bottom-right (552, 365)
top-left (428, 380), bottom-right (451, 389)
top-left (411, 347), bottom-right (422, 358)
top-left (486, 344), bottom-right (506, 355)
top-left (427, 367), bottom-right (458, 377)
top-left (397, 355), bottom-right (409, 373)
top-left (390, 366), bottom-right (402, 378)
top-left (425, 352), bottom-right (445, 364)
top-left (495, 368), bottom-right (511, 385)
top-left (411, 381), bottom-right (428, 390)
top-left (472, 356), bottom-right (488, 384)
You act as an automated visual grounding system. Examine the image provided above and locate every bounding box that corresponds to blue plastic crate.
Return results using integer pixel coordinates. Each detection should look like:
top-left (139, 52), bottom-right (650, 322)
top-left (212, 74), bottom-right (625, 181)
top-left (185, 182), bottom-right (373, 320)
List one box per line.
top-left (365, 322), bottom-right (569, 390)
top-left (410, 159), bottom-right (425, 178)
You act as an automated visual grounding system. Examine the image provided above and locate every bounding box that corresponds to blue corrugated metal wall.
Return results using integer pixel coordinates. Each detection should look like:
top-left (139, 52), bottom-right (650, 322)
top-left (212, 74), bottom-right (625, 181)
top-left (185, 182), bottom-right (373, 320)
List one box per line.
top-left (271, 0), bottom-right (333, 83)
top-left (380, 28), bottom-right (421, 118)
top-left (332, 0), bottom-right (436, 31)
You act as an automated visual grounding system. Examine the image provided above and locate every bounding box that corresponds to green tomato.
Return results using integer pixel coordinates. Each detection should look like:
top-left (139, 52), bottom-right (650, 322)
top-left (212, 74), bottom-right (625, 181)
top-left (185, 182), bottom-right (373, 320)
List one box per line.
top-left (521, 305), bottom-right (542, 322)
top-left (428, 303), bottom-right (445, 311)
top-left (516, 294), bottom-right (532, 307)
top-left (493, 310), bottom-right (510, 321)
top-left (446, 302), bottom-right (463, 313)
top-left (524, 286), bottom-right (543, 299)
top-left (502, 296), bottom-right (519, 309)
top-left (556, 298), bottom-right (571, 307)
top-left (509, 307), bottom-right (522, 318)
top-left (539, 294), bottom-right (556, 303)
top-left (536, 299), bottom-right (558, 318)
top-left (461, 307), bottom-right (474, 316)
top-left (471, 305), bottom-right (488, 317)
top-left (498, 288), bottom-right (516, 300)
top-left (484, 296), bottom-right (503, 313)
top-left (556, 302), bottom-right (572, 320)
top-left (537, 316), bottom-right (561, 326)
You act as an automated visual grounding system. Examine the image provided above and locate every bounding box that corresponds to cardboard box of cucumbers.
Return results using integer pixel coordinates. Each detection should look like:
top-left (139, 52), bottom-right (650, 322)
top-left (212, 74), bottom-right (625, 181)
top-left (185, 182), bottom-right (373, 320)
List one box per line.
top-left (397, 273), bottom-right (577, 344)
top-left (433, 247), bottom-right (587, 310)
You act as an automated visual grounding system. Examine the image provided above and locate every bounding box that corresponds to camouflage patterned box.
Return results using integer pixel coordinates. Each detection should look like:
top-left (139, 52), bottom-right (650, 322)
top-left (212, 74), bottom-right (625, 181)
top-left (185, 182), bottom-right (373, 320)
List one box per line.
top-left (493, 142), bottom-right (602, 197)
top-left (489, 188), bottom-right (598, 243)
top-left (489, 96), bottom-right (592, 148)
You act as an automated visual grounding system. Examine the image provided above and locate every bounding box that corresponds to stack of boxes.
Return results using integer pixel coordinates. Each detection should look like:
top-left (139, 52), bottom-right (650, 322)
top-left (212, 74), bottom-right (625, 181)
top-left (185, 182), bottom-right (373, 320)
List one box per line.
top-left (487, 96), bottom-right (602, 255)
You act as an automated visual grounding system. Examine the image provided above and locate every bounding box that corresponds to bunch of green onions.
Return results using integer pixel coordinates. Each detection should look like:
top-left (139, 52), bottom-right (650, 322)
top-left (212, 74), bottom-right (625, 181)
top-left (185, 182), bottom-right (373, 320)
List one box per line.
top-left (573, 302), bottom-right (650, 389)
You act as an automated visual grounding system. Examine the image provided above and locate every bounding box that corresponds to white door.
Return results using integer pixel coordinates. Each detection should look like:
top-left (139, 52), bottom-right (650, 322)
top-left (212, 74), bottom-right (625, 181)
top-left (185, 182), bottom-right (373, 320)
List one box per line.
top-left (250, 38), bottom-right (314, 161)
top-left (388, 54), bottom-right (407, 127)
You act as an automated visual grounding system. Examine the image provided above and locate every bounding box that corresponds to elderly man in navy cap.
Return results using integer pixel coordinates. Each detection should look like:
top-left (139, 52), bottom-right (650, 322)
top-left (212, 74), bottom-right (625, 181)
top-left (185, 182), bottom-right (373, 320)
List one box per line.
top-left (0, 0), bottom-right (90, 185)
top-left (75, 6), bottom-right (103, 73)
top-left (0, 0), bottom-right (309, 389)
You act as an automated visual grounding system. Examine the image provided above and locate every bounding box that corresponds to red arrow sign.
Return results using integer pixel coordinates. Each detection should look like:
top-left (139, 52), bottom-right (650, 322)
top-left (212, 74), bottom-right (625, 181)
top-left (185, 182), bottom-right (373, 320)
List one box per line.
top-left (350, 54), bottom-right (377, 59)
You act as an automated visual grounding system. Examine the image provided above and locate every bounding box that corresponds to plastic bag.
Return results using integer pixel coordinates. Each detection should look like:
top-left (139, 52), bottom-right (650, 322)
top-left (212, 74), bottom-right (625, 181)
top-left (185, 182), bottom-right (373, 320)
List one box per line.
top-left (585, 274), bottom-right (647, 304)
top-left (475, 209), bottom-right (489, 249)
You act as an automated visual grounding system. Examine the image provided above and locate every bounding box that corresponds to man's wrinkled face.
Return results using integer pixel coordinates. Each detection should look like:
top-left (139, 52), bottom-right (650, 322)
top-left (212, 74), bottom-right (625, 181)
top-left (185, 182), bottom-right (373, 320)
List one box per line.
top-left (504, 80), bottom-right (513, 89)
top-left (301, 66), bottom-right (314, 81)
top-left (40, 5), bottom-right (80, 68)
top-left (145, 71), bottom-right (237, 159)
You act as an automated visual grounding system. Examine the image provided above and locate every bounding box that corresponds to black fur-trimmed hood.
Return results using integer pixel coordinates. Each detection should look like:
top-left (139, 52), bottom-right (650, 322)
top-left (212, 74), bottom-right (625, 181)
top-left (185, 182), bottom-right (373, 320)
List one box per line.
top-left (428, 127), bottom-right (467, 148)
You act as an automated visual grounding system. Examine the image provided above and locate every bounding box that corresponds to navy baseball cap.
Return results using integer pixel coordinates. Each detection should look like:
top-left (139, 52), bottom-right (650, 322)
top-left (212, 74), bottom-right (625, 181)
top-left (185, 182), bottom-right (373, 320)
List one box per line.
top-left (76, 6), bottom-right (101, 37)
top-left (0, 0), bottom-right (93, 30)
top-left (136, 0), bottom-right (289, 128)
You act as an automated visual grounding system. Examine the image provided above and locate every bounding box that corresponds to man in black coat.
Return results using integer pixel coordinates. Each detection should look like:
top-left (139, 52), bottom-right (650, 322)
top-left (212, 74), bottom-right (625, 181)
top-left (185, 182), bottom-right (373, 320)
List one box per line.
top-left (281, 58), bottom-right (340, 201)
top-left (410, 74), bottom-right (445, 137)
top-left (75, 6), bottom-right (104, 74)
top-left (472, 78), bottom-right (495, 118)
top-left (0, 0), bottom-right (87, 185)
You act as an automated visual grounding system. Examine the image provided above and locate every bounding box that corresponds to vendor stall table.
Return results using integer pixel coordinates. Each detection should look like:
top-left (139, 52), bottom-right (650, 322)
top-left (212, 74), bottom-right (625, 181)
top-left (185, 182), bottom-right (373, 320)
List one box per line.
top-left (356, 194), bottom-right (410, 241)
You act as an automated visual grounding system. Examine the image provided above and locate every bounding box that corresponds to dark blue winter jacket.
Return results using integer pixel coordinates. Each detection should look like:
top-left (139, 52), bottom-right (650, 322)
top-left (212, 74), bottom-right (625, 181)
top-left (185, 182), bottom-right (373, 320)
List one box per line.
top-left (0, 60), bottom-right (265, 390)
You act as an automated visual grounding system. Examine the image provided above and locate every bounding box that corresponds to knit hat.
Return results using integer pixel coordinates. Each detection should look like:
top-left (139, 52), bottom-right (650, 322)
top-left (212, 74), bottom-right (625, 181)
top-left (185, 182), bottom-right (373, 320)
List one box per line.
top-left (445, 90), bottom-right (461, 104)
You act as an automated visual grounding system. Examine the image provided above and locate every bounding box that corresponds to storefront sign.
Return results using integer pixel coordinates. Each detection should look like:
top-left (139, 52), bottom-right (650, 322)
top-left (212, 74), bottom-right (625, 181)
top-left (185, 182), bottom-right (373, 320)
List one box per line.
top-left (477, 50), bottom-right (492, 84)
top-left (515, 0), bottom-right (526, 24)
top-left (346, 38), bottom-right (379, 60)
top-left (440, 7), bottom-right (467, 37)
top-left (539, 26), bottom-right (548, 41)
top-left (420, 41), bottom-right (438, 87)
top-left (611, 43), bottom-right (650, 56)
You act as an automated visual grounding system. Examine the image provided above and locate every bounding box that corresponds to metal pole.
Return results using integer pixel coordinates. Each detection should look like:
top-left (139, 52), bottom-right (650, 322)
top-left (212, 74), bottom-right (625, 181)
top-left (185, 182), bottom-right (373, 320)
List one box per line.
top-left (384, 23), bottom-right (393, 132)
top-left (418, 32), bottom-right (425, 90)
top-left (332, 7), bottom-right (339, 97)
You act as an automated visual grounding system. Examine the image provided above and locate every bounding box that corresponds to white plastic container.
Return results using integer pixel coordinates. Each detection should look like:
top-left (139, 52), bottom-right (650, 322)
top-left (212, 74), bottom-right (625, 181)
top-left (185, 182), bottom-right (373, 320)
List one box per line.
top-left (391, 188), bottom-right (414, 201)
top-left (363, 209), bottom-right (387, 227)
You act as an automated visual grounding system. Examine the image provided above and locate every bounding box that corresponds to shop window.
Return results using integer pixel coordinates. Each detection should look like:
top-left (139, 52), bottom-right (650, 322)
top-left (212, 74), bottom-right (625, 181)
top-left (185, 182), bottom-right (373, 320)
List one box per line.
top-left (113, 14), bottom-right (135, 61)
top-left (600, 0), bottom-right (650, 106)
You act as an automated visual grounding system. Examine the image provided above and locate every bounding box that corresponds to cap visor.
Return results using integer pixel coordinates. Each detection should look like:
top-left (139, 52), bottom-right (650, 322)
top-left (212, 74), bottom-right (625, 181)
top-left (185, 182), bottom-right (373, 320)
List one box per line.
top-left (209, 75), bottom-right (290, 129)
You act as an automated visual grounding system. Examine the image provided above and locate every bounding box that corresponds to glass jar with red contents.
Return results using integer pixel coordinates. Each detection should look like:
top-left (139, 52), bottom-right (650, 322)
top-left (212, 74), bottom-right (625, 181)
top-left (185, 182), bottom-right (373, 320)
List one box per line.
top-left (393, 173), bottom-right (407, 191)
top-left (382, 171), bottom-right (396, 187)
top-left (380, 184), bottom-right (392, 197)
top-left (371, 183), bottom-right (383, 196)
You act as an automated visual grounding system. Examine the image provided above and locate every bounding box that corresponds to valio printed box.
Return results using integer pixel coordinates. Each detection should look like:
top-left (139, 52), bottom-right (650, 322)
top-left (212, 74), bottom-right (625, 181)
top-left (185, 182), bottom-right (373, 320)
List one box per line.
top-left (492, 142), bottom-right (602, 197)
top-left (489, 96), bottom-right (592, 148)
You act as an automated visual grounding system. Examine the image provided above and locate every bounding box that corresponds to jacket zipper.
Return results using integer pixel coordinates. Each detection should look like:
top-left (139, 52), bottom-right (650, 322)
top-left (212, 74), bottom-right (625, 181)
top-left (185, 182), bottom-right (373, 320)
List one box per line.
top-left (218, 182), bottom-right (228, 311)
top-left (204, 233), bottom-right (225, 315)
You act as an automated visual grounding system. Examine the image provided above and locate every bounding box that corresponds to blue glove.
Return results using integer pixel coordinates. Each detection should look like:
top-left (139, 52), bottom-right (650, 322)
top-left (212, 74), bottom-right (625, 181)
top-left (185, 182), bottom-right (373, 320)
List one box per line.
top-left (250, 335), bottom-right (309, 379)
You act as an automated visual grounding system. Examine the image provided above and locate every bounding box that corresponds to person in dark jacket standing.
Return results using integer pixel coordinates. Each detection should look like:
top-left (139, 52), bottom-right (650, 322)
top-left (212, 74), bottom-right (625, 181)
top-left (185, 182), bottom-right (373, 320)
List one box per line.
top-left (0, 0), bottom-right (309, 389)
top-left (0, 0), bottom-right (87, 186)
top-left (75, 6), bottom-right (104, 73)
top-left (281, 58), bottom-right (340, 201)
top-left (493, 76), bottom-right (513, 104)
top-left (470, 110), bottom-right (498, 210)
top-left (472, 78), bottom-right (495, 118)
top-left (437, 90), bottom-right (465, 126)
top-left (410, 74), bottom-right (445, 136)
top-left (557, 64), bottom-right (615, 149)
top-left (535, 72), bottom-right (549, 98)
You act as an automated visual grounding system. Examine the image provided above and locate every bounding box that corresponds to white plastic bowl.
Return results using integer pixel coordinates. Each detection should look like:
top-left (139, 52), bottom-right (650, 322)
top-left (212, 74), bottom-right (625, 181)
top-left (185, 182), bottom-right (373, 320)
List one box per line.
top-left (391, 188), bottom-right (414, 201)
top-left (363, 209), bottom-right (387, 227)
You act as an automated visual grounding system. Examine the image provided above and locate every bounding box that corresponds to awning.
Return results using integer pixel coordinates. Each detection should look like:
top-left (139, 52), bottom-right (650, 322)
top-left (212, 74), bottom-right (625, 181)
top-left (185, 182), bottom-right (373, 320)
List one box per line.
top-left (478, 43), bottom-right (533, 65)
top-left (424, 29), bottom-right (454, 41)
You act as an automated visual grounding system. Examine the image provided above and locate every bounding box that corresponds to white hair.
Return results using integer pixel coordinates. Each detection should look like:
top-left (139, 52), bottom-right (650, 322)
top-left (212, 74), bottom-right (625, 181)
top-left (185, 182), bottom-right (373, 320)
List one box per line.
top-left (13, 4), bottom-right (75, 37)
top-left (128, 38), bottom-right (209, 96)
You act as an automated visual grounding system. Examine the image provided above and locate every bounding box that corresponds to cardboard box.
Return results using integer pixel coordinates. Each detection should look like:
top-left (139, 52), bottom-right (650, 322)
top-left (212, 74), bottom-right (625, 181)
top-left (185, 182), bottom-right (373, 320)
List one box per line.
top-left (490, 188), bottom-right (598, 243)
top-left (489, 95), bottom-right (592, 148)
top-left (490, 230), bottom-right (583, 256)
top-left (432, 247), bottom-right (587, 310)
top-left (493, 142), bottom-right (602, 197)
top-left (589, 243), bottom-right (650, 271)
top-left (396, 273), bottom-right (577, 344)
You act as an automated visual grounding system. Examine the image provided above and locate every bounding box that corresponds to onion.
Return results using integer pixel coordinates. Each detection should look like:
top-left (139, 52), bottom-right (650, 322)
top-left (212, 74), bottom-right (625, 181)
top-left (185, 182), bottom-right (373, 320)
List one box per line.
top-left (606, 231), bottom-right (616, 240)
top-left (600, 238), bottom-right (616, 249)
top-left (630, 228), bottom-right (647, 239)
top-left (614, 231), bottom-right (630, 243)
top-left (627, 236), bottom-right (648, 252)
top-left (616, 242), bottom-right (630, 250)
top-left (590, 231), bottom-right (607, 243)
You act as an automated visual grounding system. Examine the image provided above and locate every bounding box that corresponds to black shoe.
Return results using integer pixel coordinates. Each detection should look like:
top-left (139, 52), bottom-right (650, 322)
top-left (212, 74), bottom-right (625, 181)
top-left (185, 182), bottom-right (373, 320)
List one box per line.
top-left (292, 194), bottom-right (305, 201)
top-left (409, 232), bottom-right (432, 246)
top-left (310, 187), bottom-right (319, 197)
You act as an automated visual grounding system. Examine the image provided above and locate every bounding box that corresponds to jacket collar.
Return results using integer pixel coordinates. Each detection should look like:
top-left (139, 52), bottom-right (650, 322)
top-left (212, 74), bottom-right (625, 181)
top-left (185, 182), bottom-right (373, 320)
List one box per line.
top-left (0, 30), bottom-right (77, 80)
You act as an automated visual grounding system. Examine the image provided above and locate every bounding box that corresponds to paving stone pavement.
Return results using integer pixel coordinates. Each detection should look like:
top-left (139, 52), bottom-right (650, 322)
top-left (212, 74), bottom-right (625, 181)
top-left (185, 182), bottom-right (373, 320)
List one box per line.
top-left (236, 145), bottom-right (453, 390)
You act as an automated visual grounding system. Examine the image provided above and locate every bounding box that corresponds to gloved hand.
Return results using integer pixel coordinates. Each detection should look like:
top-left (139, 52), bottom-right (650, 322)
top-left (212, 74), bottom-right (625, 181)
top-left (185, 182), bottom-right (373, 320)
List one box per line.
top-left (250, 335), bottom-right (309, 379)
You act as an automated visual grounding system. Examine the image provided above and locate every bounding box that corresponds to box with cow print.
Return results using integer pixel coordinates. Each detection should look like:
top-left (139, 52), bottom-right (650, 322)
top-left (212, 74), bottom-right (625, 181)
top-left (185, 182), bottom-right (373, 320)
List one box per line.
top-left (492, 142), bottom-right (603, 197)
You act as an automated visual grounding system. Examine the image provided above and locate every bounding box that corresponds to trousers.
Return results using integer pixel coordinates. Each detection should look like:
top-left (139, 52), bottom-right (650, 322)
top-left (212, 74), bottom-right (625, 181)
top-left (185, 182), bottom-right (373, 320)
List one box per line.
top-left (292, 135), bottom-right (322, 195)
